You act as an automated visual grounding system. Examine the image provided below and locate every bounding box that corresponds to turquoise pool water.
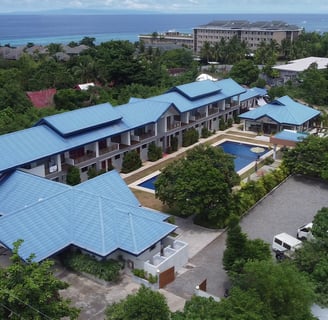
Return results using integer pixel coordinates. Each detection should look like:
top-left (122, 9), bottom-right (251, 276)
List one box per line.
top-left (138, 141), bottom-right (268, 190)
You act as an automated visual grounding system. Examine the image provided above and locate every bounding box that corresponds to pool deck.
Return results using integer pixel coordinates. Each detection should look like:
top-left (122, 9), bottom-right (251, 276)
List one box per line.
top-left (124, 126), bottom-right (275, 191)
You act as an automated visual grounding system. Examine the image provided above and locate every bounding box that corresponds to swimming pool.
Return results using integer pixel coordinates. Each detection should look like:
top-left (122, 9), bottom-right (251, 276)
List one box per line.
top-left (218, 141), bottom-right (268, 172)
top-left (137, 141), bottom-right (268, 191)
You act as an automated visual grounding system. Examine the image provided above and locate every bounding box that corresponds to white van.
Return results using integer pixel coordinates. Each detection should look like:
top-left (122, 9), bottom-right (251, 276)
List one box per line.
top-left (272, 233), bottom-right (303, 259)
top-left (297, 222), bottom-right (313, 240)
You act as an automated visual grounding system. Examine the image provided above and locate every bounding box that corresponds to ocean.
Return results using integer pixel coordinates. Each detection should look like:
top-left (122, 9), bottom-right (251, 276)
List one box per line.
top-left (0, 13), bottom-right (328, 47)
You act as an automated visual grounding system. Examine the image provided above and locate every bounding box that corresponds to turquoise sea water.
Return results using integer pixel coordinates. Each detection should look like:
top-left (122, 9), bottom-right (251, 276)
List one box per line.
top-left (0, 13), bottom-right (327, 46)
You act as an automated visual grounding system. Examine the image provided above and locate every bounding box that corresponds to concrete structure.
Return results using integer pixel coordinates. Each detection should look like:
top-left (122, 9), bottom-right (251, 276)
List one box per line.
top-left (138, 31), bottom-right (193, 49)
top-left (0, 78), bottom-right (247, 183)
top-left (193, 20), bottom-right (302, 53)
top-left (273, 56), bottom-right (328, 83)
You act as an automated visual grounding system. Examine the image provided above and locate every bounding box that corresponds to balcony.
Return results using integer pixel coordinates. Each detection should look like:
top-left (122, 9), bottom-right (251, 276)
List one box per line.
top-left (208, 107), bottom-right (219, 115)
top-left (167, 121), bottom-right (181, 131)
top-left (131, 131), bottom-right (156, 143)
top-left (99, 143), bottom-right (120, 155)
top-left (195, 112), bottom-right (206, 120)
top-left (70, 151), bottom-right (96, 164)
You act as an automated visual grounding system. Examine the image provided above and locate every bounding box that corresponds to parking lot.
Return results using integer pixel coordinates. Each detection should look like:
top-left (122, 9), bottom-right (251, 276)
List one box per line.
top-left (166, 175), bottom-right (328, 300)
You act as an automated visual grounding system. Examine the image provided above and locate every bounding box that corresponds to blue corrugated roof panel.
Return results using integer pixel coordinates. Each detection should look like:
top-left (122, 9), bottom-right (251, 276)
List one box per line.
top-left (0, 192), bottom-right (72, 261)
top-left (239, 96), bottom-right (320, 125)
top-left (0, 120), bottom-right (130, 172)
top-left (273, 130), bottom-right (309, 142)
top-left (239, 87), bottom-right (268, 101)
top-left (0, 171), bottom-right (69, 214)
top-left (76, 170), bottom-right (140, 207)
top-left (169, 80), bottom-right (222, 99)
top-left (213, 78), bottom-right (247, 97)
top-left (0, 170), bottom-right (176, 261)
top-left (115, 100), bottom-right (174, 128)
top-left (36, 103), bottom-right (122, 137)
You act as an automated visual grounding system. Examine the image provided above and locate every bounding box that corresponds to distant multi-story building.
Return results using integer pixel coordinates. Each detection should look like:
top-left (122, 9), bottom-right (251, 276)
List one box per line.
top-left (193, 20), bottom-right (302, 53)
top-left (138, 31), bottom-right (193, 49)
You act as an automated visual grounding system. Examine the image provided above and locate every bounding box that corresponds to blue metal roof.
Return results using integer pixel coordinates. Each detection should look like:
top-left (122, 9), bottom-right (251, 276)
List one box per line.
top-left (35, 103), bottom-right (122, 137)
top-left (238, 87), bottom-right (268, 101)
top-left (0, 78), bottom-right (245, 173)
top-left (273, 129), bottom-right (309, 142)
top-left (0, 170), bottom-right (176, 261)
top-left (0, 121), bottom-right (130, 172)
top-left (0, 170), bottom-right (69, 214)
top-left (169, 80), bottom-right (222, 99)
top-left (239, 96), bottom-right (320, 125)
top-left (115, 99), bottom-right (176, 128)
top-left (168, 78), bottom-right (245, 102)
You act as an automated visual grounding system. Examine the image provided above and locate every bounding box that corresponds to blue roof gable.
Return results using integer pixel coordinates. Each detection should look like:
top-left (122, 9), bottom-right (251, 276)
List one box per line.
top-left (36, 103), bottom-right (122, 137)
top-left (0, 170), bottom-right (176, 261)
top-left (115, 99), bottom-right (176, 128)
top-left (239, 96), bottom-right (320, 125)
top-left (169, 80), bottom-right (222, 100)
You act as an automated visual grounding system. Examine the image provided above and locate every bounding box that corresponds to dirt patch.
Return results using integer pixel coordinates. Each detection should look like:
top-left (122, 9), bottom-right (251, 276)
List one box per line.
top-left (132, 189), bottom-right (169, 212)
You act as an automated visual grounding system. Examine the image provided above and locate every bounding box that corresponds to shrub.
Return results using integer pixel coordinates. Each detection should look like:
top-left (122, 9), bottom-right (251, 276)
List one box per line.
top-left (219, 118), bottom-right (226, 131)
top-left (66, 165), bottom-right (81, 185)
top-left (171, 136), bottom-right (179, 152)
top-left (148, 142), bottom-right (162, 162)
top-left (121, 150), bottom-right (142, 173)
top-left (201, 127), bottom-right (211, 138)
top-left (182, 128), bottom-right (199, 147)
top-left (227, 118), bottom-right (233, 128)
top-left (61, 252), bottom-right (122, 282)
top-left (132, 268), bottom-right (158, 284)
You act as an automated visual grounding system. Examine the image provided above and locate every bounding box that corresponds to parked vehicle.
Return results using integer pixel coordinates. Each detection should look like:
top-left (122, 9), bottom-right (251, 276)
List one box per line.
top-left (272, 233), bottom-right (303, 259)
top-left (297, 222), bottom-right (313, 240)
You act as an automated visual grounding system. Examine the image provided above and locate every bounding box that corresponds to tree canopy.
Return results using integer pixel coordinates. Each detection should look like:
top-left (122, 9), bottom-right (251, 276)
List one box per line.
top-left (105, 285), bottom-right (170, 320)
top-left (234, 260), bottom-right (316, 320)
top-left (155, 144), bottom-right (240, 227)
top-left (0, 240), bottom-right (80, 319)
top-left (293, 207), bottom-right (328, 306)
top-left (223, 218), bottom-right (271, 275)
top-left (282, 135), bottom-right (328, 180)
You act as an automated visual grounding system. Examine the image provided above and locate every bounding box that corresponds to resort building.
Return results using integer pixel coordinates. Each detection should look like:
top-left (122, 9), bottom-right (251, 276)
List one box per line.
top-left (239, 95), bottom-right (320, 134)
top-left (193, 20), bottom-right (302, 53)
top-left (0, 78), bottom-right (247, 183)
top-left (0, 169), bottom-right (188, 281)
top-left (138, 31), bottom-right (193, 49)
top-left (273, 56), bottom-right (328, 84)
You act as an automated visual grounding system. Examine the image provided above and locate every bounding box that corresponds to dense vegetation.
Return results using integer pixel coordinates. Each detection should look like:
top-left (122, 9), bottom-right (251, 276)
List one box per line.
top-left (1, 31), bottom-right (328, 135)
top-left (0, 240), bottom-right (80, 319)
top-left (0, 38), bottom-right (198, 134)
top-left (61, 251), bottom-right (122, 282)
top-left (155, 144), bottom-right (240, 228)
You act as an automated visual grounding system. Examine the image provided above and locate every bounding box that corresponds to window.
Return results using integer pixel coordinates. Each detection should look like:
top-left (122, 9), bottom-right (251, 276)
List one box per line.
top-left (142, 144), bottom-right (147, 149)
top-left (81, 166), bottom-right (88, 173)
top-left (114, 155), bottom-right (120, 160)
top-left (274, 238), bottom-right (282, 245)
top-left (283, 243), bottom-right (291, 250)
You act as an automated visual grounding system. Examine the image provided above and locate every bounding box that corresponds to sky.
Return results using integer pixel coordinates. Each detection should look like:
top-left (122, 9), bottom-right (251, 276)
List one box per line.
top-left (0, 0), bottom-right (327, 14)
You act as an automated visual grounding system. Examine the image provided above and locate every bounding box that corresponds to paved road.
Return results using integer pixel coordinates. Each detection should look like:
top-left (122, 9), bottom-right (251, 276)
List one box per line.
top-left (165, 175), bottom-right (328, 300)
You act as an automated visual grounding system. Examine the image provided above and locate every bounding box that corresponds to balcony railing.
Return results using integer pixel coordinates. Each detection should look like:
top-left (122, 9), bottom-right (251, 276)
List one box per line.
top-left (99, 143), bottom-right (120, 155)
top-left (208, 107), bottom-right (219, 115)
top-left (167, 121), bottom-right (181, 131)
top-left (70, 151), bottom-right (96, 164)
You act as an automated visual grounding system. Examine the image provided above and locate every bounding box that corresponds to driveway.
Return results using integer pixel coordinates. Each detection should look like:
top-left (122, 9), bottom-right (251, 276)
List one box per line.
top-left (61, 175), bottom-right (328, 318)
top-left (165, 175), bottom-right (328, 300)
